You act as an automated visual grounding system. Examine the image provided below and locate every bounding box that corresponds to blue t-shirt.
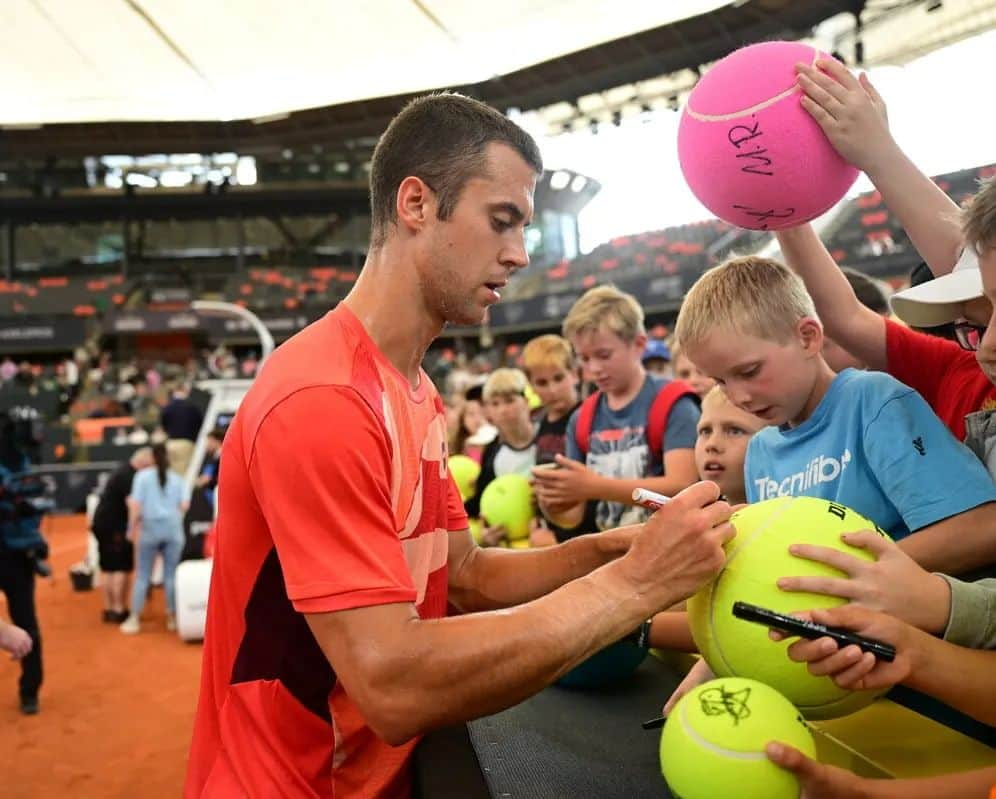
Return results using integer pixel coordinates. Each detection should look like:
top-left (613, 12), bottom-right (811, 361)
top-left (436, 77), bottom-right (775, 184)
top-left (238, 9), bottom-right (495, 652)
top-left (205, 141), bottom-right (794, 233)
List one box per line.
top-left (745, 369), bottom-right (996, 539)
top-left (566, 375), bottom-right (699, 531)
top-left (131, 466), bottom-right (188, 538)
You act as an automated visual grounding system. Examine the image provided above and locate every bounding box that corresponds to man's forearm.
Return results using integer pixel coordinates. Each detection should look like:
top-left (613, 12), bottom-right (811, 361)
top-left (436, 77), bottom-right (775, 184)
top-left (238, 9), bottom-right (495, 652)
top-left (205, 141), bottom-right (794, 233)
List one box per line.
top-left (864, 148), bottom-right (964, 278)
top-left (347, 559), bottom-right (663, 744)
top-left (452, 525), bottom-right (636, 613)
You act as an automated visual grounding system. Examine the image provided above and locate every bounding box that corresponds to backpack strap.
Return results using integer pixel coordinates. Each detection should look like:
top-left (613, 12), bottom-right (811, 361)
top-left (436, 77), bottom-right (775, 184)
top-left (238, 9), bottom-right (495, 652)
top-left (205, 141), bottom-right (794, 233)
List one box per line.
top-left (646, 380), bottom-right (699, 465)
top-left (574, 391), bottom-right (602, 457)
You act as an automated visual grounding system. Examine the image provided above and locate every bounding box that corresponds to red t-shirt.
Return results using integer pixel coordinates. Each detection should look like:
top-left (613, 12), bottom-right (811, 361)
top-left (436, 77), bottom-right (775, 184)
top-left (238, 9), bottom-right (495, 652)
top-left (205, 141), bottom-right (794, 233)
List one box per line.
top-left (885, 318), bottom-right (996, 441)
top-left (185, 305), bottom-right (468, 799)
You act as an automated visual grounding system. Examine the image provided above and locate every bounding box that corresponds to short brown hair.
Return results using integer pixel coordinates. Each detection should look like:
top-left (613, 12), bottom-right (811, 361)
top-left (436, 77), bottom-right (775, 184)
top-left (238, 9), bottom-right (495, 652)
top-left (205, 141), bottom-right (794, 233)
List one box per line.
top-left (963, 177), bottom-right (996, 256)
top-left (521, 334), bottom-right (574, 377)
top-left (562, 285), bottom-right (646, 344)
top-left (675, 256), bottom-right (817, 348)
top-left (369, 93), bottom-right (543, 248)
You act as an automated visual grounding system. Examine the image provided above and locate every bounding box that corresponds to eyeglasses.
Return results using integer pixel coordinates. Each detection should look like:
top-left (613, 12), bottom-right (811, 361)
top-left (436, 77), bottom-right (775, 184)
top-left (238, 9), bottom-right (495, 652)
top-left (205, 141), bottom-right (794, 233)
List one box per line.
top-left (953, 321), bottom-right (986, 351)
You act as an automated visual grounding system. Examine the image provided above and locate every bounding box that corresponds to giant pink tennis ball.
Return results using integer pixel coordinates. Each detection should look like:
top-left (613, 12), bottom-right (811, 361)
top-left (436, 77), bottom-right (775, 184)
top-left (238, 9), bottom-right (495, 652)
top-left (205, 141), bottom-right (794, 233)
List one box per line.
top-left (677, 41), bottom-right (859, 231)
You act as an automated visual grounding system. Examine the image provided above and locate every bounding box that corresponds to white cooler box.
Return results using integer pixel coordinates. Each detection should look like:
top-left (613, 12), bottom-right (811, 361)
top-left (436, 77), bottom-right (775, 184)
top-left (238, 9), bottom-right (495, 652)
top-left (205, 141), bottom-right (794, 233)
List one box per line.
top-left (175, 558), bottom-right (213, 642)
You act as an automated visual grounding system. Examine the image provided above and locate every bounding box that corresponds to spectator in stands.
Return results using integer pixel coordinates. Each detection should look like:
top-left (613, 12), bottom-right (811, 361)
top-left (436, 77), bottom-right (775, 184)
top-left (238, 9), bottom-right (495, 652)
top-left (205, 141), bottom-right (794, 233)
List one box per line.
top-left (675, 254), bottom-right (996, 576)
top-left (195, 428), bottom-right (225, 511)
top-left (161, 382), bottom-right (203, 476)
top-left (449, 383), bottom-right (493, 463)
top-left (120, 443), bottom-right (189, 635)
top-left (776, 179), bottom-right (996, 477)
top-left (0, 410), bottom-right (49, 714)
top-left (670, 341), bottom-right (716, 399)
top-left (820, 268), bottom-right (891, 372)
top-left (520, 334), bottom-right (593, 546)
top-left (465, 368), bottom-right (538, 546)
top-left (0, 357), bottom-right (17, 383)
top-left (641, 338), bottom-right (672, 377)
top-left (91, 447), bottom-right (154, 624)
top-left (533, 285), bottom-right (700, 533)
top-left (127, 377), bottom-right (160, 432)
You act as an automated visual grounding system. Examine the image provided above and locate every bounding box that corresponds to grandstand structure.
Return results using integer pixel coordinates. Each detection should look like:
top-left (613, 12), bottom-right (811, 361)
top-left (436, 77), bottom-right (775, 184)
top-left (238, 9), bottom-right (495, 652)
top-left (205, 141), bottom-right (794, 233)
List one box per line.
top-left (1, 0), bottom-right (993, 359)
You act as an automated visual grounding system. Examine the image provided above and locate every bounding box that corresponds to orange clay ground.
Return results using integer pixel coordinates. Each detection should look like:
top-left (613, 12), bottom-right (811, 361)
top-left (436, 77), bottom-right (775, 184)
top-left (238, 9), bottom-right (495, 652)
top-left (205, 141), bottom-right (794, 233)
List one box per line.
top-left (0, 514), bottom-right (201, 798)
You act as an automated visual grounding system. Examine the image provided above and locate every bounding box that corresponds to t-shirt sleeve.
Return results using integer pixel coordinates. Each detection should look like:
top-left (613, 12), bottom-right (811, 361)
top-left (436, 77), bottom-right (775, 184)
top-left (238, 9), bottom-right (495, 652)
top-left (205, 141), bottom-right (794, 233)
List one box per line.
top-left (884, 318), bottom-right (959, 409)
top-left (661, 396), bottom-right (700, 453)
top-left (446, 474), bottom-right (469, 531)
top-left (249, 386), bottom-right (418, 614)
top-left (129, 470), bottom-right (149, 505)
top-left (743, 435), bottom-right (767, 504)
top-left (864, 388), bottom-right (996, 532)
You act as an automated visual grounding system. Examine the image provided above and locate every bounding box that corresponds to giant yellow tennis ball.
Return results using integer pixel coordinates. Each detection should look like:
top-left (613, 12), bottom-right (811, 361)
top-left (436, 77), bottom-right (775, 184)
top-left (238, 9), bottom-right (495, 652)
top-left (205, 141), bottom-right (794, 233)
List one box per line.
top-left (661, 677), bottom-right (816, 799)
top-left (479, 473), bottom-right (534, 541)
top-left (688, 496), bottom-right (891, 719)
top-left (448, 454), bottom-right (480, 502)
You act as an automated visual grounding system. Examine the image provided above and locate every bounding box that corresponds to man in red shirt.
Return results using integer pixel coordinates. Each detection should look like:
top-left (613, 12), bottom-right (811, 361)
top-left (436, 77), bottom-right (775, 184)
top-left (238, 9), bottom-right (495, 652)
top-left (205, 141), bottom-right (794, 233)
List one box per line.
top-left (184, 94), bottom-right (734, 798)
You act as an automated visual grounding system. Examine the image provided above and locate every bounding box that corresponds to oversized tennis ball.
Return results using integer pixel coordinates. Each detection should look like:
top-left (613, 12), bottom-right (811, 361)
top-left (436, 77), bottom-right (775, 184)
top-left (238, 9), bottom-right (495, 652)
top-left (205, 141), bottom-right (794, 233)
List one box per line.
top-left (661, 677), bottom-right (816, 799)
top-left (448, 454), bottom-right (480, 502)
top-left (678, 40), bottom-right (858, 230)
top-left (479, 473), bottom-right (534, 541)
top-left (688, 496), bottom-right (890, 718)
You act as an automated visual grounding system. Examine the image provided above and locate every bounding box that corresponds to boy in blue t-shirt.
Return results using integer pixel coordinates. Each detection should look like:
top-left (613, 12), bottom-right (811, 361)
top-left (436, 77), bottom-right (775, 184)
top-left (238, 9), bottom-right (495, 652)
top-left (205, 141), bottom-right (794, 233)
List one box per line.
top-left (674, 255), bottom-right (996, 576)
top-left (532, 285), bottom-right (700, 533)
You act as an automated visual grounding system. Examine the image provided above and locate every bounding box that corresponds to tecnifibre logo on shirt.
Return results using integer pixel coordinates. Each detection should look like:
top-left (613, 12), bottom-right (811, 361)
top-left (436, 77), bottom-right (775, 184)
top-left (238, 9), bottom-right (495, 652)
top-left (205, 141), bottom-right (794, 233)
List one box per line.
top-left (753, 449), bottom-right (852, 500)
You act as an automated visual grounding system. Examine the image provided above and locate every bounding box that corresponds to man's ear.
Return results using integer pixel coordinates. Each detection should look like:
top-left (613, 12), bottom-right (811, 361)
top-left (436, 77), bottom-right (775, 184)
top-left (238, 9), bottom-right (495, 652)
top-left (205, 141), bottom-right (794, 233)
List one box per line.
top-left (797, 316), bottom-right (824, 355)
top-left (396, 176), bottom-right (435, 234)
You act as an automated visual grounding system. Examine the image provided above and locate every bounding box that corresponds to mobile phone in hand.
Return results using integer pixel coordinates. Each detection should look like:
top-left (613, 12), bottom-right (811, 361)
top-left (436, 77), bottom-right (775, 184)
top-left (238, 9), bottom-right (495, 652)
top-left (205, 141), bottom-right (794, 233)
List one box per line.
top-left (732, 601), bottom-right (896, 662)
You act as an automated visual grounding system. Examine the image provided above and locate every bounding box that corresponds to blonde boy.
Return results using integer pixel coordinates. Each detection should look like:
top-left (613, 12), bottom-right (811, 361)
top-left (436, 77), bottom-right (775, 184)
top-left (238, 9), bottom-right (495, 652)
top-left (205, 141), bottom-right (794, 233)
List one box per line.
top-left (694, 386), bottom-right (765, 506)
top-left (465, 368), bottom-right (538, 544)
top-left (674, 256), bottom-right (996, 576)
top-left (533, 285), bottom-right (699, 532)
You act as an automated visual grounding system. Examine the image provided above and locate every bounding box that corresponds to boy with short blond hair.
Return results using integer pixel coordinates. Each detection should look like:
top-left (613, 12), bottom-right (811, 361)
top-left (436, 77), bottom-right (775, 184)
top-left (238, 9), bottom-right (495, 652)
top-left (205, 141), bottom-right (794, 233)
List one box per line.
top-left (465, 368), bottom-right (538, 544)
top-left (674, 256), bottom-right (996, 576)
top-left (533, 285), bottom-right (700, 532)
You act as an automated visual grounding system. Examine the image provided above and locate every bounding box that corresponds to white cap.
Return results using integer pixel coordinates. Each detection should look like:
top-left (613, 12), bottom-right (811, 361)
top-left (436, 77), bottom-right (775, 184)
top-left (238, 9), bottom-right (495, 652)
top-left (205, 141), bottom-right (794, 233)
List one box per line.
top-left (890, 248), bottom-right (982, 327)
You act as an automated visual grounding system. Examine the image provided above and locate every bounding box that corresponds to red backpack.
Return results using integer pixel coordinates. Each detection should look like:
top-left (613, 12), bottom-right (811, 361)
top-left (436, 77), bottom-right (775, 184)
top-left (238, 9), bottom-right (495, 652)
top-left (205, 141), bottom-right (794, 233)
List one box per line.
top-left (575, 379), bottom-right (698, 463)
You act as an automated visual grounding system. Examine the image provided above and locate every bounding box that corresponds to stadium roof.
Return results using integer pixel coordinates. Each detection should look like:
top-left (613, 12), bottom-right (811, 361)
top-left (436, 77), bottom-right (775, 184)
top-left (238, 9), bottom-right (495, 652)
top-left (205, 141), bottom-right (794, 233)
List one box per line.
top-left (2, 0), bottom-right (857, 157)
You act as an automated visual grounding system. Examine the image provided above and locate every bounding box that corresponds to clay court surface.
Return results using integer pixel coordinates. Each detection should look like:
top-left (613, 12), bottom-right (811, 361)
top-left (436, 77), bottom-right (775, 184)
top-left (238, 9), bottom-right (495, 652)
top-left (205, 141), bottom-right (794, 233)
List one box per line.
top-left (0, 514), bottom-right (201, 798)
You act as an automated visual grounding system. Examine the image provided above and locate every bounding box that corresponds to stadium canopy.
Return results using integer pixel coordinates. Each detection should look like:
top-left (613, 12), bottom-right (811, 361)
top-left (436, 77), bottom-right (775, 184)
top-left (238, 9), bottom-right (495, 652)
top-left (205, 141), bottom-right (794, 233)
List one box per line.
top-left (1, 0), bottom-right (858, 157)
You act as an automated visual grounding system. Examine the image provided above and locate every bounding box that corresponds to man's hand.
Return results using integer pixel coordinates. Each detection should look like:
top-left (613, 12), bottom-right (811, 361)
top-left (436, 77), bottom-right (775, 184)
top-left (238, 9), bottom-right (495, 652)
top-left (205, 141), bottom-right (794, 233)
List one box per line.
top-left (0, 622), bottom-right (33, 660)
top-left (662, 658), bottom-right (714, 715)
top-left (796, 58), bottom-right (896, 175)
top-left (617, 481), bottom-right (733, 612)
top-left (531, 455), bottom-right (599, 507)
top-left (769, 606), bottom-right (921, 692)
top-left (776, 531), bottom-right (951, 634)
top-left (766, 742), bottom-right (870, 799)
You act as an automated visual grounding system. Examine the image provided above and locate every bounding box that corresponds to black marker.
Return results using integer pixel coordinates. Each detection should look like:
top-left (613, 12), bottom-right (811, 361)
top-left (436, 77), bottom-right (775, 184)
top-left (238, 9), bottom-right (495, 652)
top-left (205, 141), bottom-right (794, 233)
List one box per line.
top-left (732, 601), bottom-right (896, 662)
top-left (642, 715), bottom-right (667, 730)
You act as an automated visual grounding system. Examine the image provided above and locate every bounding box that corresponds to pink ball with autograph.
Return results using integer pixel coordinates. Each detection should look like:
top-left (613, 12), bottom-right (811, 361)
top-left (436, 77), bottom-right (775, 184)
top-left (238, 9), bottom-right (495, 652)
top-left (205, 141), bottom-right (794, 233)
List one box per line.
top-left (677, 41), bottom-right (859, 231)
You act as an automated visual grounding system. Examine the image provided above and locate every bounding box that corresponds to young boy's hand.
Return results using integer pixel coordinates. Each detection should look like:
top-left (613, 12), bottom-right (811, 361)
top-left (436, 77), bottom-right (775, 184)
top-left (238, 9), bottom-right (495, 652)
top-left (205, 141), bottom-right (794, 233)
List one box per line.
top-left (531, 455), bottom-right (598, 506)
top-left (480, 524), bottom-right (508, 548)
top-left (661, 658), bottom-right (714, 715)
top-left (776, 530), bottom-right (951, 635)
top-left (769, 605), bottom-right (919, 692)
top-left (0, 621), bottom-right (33, 660)
top-left (765, 742), bottom-right (869, 799)
top-left (795, 58), bottom-right (896, 176)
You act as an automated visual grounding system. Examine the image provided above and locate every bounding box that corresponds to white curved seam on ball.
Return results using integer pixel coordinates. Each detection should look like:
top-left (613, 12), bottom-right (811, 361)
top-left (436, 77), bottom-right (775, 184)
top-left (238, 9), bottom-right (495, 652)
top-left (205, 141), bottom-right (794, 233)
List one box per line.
top-left (708, 498), bottom-right (798, 673)
top-left (684, 48), bottom-right (819, 122)
top-left (678, 701), bottom-right (768, 761)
